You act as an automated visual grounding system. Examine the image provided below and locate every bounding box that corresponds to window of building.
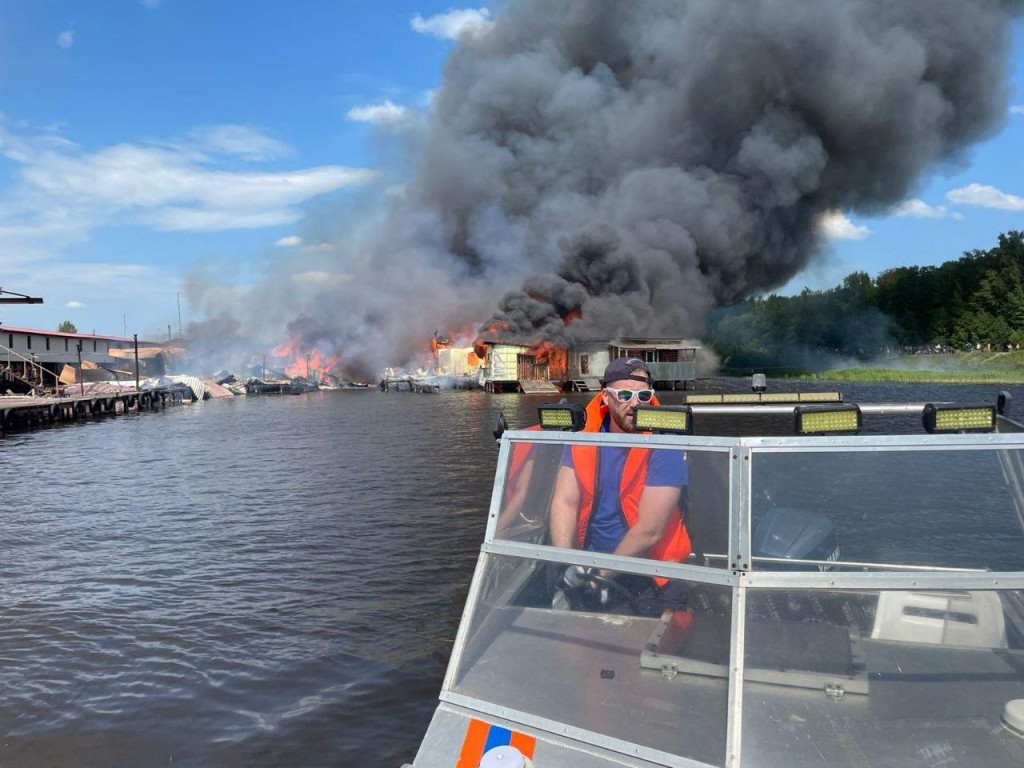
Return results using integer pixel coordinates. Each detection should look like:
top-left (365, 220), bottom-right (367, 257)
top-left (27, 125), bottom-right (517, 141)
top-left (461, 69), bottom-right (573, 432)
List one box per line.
top-left (45, 337), bottom-right (51, 351)
top-left (26, 335), bottom-right (31, 350)
top-left (65, 339), bottom-right (69, 352)
top-left (93, 340), bottom-right (97, 353)
top-left (7, 334), bottom-right (12, 348)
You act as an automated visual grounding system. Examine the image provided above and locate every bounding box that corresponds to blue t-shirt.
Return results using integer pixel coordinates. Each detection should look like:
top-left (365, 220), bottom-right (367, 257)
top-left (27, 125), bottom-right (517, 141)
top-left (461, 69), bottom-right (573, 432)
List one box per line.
top-left (562, 416), bottom-right (688, 553)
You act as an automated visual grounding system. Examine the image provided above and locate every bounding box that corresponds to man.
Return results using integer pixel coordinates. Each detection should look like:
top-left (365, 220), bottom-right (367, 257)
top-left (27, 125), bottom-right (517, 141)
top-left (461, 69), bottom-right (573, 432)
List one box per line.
top-left (548, 357), bottom-right (690, 612)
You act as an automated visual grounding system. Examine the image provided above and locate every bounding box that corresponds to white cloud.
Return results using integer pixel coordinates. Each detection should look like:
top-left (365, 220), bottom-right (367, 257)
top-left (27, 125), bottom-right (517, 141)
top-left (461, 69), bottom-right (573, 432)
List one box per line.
top-left (346, 100), bottom-right (410, 125)
top-left (0, 125), bottom-right (377, 240)
top-left (411, 8), bottom-right (493, 40)
top-left (65, 300), bottom-right (85, 309)
top-left (186, 124), bottom-right (290, 161)
top-left (57, 30), bottom-right (74, 49)
top-left (275, 235), bottom-right (303, 248)
top-left (818, 210), bottom-right (871, 241)
top-left (1010, 104), bottom-right (1024, 115)
top-left (946, 183), bottom-right (1024, 211)
top-left (889, 198), bottom-right (964, 220)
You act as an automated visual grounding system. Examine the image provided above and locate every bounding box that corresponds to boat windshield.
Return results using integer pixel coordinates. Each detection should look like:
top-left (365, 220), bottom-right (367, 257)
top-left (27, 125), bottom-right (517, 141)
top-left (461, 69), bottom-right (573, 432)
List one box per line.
top-left (490, 432), bottom-right (1024, 572)
top-left (443, 428), bottom-right (1024, 767)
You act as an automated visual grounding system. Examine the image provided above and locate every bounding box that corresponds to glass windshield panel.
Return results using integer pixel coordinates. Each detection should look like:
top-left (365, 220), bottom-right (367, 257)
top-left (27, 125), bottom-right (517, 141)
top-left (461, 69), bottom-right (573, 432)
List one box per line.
top-left (494, 438), bottom-right (730, 567)
top-left (450, 552), bottom-right (731, 766)
top-left (739, 587), bottom-right (1024, 767)
top-left (750, 448), bottom-right (1024, 571)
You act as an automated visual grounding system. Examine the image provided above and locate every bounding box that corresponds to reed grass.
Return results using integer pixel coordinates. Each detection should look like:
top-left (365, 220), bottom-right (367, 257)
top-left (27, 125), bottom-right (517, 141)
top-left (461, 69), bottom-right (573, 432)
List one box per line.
top-left (728, 351), bottom-right (1024, 384)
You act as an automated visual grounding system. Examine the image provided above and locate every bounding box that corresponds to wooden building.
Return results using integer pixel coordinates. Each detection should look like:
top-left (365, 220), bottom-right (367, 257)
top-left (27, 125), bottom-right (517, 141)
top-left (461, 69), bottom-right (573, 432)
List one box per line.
top-left (569, 338), bottom-right (699, 390)
top-left (477, 335), bottom-right (698, 393)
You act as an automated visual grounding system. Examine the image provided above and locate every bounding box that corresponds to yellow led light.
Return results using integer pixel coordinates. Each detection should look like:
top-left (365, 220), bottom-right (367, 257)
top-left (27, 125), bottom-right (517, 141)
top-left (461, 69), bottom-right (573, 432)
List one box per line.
top-left (933, 408), bottom-right (993, 430)
top-left (760, 392), bottom-right (799, 403)
top-left (722, 393), bottom-right (761, 403)
top-left (924, 405), bottom-right (995, 433)
top-left (537, 402), bottom-right (587, 431)
top-left (633, 405), bottom-right (693, 434)
top-left (540, 410), bottom-right (573, 428)
top-left (798, 392), bottom-right (842, 403)
top-left (794, 405), bottom-right (862, 435)
top-left (635, 409), bottom-right (688, 432)
top-left (685, 394), bottom-right (722, 404)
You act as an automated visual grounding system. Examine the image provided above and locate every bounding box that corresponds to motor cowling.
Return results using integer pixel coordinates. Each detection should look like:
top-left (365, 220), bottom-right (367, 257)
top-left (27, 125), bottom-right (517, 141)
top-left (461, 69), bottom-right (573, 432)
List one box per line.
top-left (752, 507), bottom-right (839, 570)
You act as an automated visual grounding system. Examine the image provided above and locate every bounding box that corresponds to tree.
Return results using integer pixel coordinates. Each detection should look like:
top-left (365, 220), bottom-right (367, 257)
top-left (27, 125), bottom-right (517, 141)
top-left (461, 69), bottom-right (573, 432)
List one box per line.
top-left (57, 321), bottom-right (77, 333)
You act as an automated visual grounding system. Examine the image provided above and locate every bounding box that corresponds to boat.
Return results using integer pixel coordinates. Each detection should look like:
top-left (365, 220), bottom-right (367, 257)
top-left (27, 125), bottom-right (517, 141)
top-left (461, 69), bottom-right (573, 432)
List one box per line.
top-left (407, 387), bottom-right (1024, 767)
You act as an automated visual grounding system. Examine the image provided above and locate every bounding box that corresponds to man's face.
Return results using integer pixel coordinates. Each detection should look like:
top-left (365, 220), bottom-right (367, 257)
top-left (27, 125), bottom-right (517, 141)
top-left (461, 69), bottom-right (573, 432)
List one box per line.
top-left (602, 376), bottom-right (650, 433)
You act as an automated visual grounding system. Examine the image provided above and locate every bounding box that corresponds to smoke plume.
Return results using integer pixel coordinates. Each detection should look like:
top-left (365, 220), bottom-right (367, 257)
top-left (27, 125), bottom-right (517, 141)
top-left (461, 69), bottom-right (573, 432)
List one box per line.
top-left (187, 0), bottom-right (1022, 377)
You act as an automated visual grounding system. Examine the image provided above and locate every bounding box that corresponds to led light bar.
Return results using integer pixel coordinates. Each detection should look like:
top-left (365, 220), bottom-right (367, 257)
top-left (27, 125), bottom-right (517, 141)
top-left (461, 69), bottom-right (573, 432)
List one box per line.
top-left (633, 405), bottom-right (693, 435)
top-left (794, 404), bottom-right (862, 435)
top-left (685, 394), bottom-right (723, 404)
top-left (798, 392), bottom-right (842, 402)
top-left (922, 403), bottom-right (995, 434)
top-left (537, 402), bottom-right (586, 431)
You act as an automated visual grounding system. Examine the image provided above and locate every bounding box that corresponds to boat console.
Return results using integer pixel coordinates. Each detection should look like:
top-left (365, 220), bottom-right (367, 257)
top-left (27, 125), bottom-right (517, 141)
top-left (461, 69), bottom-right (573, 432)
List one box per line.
top-left (410, 396), bottom-right (1024, 767)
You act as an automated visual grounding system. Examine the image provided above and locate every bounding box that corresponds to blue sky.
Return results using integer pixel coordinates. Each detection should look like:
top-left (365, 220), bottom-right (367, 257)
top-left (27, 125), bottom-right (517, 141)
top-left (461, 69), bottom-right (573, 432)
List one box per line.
top-left (0, 1), bottom-right (1022, 343)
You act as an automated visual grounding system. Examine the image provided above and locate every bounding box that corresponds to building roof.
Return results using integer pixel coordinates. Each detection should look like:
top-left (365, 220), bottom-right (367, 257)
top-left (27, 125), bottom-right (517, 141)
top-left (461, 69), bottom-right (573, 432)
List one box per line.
top-left (610, 338), bottom-right (700, 351)
top-left (0, 324), bottom-right (160, 344)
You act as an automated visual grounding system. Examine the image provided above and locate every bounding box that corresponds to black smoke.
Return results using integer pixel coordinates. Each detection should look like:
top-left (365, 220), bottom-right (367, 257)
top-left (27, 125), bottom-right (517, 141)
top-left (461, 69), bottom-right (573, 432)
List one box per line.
top-left (188, 0), bottom-right (1022, 376)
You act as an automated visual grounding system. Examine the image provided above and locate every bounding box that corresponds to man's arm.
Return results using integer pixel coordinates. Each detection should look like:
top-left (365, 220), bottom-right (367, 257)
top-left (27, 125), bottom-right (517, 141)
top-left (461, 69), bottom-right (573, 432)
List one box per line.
top-left (549, 464), bottom-right (581, 549)
top-left (496, 456), bottom-right (535, 532)
top-left (610, 485), bottom-right (681, 559)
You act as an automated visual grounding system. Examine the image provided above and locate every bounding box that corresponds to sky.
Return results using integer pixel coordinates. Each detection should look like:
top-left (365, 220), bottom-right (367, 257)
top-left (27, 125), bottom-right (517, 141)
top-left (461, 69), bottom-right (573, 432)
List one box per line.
top-left (0, 1), bottom-right (1023, 348)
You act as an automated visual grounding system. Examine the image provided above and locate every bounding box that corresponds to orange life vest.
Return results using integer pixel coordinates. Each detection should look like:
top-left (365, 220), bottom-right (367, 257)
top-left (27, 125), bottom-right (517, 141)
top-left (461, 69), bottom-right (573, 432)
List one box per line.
top-left (569, 394), bottom-right (691, 581)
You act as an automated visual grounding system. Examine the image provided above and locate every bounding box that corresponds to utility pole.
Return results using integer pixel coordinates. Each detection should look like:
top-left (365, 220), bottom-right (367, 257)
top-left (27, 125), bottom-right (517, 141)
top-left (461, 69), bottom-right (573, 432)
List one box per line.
top-left (133, 334), bottom-right (140, 392)
top-left (177, 292), bottom-right (183, 340)
top-left (123, 314), bottom-right (127, 338)
top-left (76, 342), bottom-right (83, 396)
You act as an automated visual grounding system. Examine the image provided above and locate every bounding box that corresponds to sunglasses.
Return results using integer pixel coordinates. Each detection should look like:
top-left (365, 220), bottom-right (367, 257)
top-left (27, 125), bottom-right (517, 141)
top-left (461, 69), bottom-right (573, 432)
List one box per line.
top-left (605, 387), bottom-right (655, 404)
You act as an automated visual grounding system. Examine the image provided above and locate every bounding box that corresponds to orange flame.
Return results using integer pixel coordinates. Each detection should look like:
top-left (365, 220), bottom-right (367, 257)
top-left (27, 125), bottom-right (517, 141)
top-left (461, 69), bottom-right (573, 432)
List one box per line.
top-left (271, 336), bottom-right (343, 378)
top-left (528, 340), bottom-right (568, 380)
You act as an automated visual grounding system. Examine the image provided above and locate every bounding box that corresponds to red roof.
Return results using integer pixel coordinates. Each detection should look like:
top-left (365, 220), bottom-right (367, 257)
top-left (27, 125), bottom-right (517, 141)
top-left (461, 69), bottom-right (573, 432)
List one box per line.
top-left (0, 325), bottom-right (158, 343)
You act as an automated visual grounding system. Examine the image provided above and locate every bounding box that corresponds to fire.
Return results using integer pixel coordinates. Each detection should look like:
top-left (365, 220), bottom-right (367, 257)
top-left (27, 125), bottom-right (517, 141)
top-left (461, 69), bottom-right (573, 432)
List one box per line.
top-left (528, 339), bottom-right (568, 380)
top-left (271, 336), bottom-right (343, 379)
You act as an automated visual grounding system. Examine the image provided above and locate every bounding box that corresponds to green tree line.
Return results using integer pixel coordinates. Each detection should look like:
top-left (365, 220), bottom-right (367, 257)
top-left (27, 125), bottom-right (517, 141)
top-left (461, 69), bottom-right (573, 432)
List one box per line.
top-left (704, 230), bottom-right (1024, 370)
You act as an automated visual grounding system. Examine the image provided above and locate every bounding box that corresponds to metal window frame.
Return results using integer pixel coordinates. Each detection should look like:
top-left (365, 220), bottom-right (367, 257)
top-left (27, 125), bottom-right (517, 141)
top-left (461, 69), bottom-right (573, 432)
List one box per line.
top-left (448, 428), bottom-right (1024, 768)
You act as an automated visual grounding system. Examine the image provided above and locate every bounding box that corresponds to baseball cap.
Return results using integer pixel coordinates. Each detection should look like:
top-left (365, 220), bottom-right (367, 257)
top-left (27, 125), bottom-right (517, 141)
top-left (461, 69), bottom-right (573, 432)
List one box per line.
top-left (601, 357), bottom-right (652, 386)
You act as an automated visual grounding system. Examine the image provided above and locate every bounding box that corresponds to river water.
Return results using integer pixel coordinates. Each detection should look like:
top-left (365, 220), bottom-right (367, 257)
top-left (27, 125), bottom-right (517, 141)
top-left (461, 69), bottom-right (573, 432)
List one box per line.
top-left (2, 380), bottom-right (1023, 767)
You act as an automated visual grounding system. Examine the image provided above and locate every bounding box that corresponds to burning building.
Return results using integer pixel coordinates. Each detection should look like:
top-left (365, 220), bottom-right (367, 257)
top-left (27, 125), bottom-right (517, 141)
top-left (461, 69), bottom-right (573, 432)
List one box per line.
top-left (473, 332), bottom-right (698, 393)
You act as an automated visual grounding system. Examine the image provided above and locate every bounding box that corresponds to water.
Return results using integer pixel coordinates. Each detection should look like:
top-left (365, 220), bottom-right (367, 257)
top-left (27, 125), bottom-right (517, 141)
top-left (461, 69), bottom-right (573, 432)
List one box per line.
top-left (1, 380), bottom-right (1023, 767)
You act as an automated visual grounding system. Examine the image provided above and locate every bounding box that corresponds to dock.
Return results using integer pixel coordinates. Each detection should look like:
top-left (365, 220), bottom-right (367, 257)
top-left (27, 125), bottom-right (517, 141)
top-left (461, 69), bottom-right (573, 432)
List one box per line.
top-left (0, 386), bottom-right (193, 437)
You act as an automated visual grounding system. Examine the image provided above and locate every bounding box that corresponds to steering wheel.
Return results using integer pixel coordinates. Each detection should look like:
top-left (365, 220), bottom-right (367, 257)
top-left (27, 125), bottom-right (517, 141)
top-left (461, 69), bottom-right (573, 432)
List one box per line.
top-left (555, 569), bottom-right (642, 614)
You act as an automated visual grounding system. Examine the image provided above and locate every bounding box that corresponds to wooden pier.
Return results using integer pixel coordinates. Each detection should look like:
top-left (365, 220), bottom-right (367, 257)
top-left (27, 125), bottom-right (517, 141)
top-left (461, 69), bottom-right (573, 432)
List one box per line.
top-left (0, 386), bottom-right (192, 437)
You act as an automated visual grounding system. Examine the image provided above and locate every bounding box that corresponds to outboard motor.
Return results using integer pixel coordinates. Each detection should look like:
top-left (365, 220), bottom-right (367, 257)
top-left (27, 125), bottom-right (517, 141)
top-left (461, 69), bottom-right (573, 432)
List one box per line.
top-left (752, 507), bottom-right (839, 570)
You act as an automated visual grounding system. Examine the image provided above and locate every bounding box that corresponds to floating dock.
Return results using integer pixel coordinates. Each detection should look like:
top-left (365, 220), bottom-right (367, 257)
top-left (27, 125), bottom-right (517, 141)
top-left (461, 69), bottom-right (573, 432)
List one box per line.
top-left (0, 386), bottom-right (192, 437)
